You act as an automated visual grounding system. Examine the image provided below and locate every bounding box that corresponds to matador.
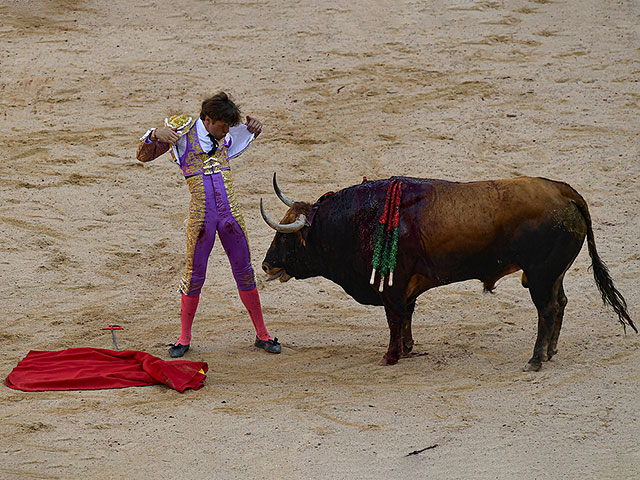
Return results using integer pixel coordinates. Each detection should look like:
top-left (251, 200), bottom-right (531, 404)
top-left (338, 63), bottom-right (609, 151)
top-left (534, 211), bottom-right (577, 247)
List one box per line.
top-left (136, 92), bottom-right (281, 357)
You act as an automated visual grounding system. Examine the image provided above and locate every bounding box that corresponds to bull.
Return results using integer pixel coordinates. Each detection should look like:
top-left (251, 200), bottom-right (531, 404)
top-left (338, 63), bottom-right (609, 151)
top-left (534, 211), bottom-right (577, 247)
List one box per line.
top-left (260, 174), bottom-right (635, 371)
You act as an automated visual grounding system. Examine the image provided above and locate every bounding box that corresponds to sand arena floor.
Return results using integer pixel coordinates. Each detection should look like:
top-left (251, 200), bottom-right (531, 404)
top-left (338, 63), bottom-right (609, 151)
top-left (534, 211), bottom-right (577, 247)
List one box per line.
top-left (1, 1), bottom-right (638, 478)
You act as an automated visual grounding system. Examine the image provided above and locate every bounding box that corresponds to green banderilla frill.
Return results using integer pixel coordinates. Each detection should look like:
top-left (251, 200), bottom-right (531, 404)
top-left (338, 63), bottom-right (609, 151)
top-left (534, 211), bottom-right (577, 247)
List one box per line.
top-left (369, 179), bottom-right (402, 291)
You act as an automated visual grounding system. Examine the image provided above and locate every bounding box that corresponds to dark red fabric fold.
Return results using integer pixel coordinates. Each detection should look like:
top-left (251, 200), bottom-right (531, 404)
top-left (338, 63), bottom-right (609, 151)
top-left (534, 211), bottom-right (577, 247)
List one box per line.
top-left (5, 348), bottom-right (208, 393)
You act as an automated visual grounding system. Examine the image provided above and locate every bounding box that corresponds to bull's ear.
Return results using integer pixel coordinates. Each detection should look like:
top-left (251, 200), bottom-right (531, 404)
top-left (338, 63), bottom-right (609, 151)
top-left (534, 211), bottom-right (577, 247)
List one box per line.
top-left (298, 228), bottom-right (309, 246)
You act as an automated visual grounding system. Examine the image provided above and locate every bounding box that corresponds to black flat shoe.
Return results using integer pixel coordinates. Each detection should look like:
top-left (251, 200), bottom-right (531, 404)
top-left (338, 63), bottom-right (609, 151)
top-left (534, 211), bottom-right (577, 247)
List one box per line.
top-left (254, 336), bottom-right (281, 354)
top-left (169, 343), bottom-right (190, 358)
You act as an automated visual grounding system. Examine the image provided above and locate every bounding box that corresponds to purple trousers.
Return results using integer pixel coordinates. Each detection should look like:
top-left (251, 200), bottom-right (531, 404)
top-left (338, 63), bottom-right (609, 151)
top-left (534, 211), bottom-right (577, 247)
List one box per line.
top-left (178, 172), bottom-right (256, 296)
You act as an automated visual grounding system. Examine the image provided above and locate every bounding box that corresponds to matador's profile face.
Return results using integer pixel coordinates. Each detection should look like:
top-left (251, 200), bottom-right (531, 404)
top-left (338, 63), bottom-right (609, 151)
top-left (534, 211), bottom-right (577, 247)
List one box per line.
top-left (203, 116), bottom-right (230, 140)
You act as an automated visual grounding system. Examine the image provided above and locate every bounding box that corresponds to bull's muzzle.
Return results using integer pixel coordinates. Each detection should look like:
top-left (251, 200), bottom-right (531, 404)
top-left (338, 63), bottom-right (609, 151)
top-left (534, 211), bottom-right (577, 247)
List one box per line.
top-left (262, 262), bottom-right (291, 283)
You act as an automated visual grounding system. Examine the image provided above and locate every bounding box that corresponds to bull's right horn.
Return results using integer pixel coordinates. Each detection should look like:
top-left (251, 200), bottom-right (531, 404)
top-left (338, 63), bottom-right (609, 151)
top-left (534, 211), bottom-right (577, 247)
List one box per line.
top-left (260, 199), bottom-right (306, 233)
top-left (273, 172), bottom-right (295, 207)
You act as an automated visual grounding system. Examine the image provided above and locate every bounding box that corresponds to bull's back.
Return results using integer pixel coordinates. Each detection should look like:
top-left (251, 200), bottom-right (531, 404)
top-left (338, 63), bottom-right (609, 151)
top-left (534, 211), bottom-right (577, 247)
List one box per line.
top-left (337, 175), bottom-right (582, 252)
top-left (392, 176), bottom-right (588, 289)
top-left (413, 176), bottom-right (582, 247)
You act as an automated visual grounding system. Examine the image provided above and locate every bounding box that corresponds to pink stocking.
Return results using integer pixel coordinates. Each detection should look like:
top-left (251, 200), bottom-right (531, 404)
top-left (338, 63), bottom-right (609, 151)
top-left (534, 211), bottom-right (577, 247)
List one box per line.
top-left (177, 294), bottom-right (199, 345)
top-left (238, 288), bottom-right (271, 341)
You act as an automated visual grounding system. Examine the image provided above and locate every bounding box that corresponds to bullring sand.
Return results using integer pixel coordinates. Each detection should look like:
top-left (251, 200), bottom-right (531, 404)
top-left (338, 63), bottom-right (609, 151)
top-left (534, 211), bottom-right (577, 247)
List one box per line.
top-left (0, 1), bottom-right (638, 478)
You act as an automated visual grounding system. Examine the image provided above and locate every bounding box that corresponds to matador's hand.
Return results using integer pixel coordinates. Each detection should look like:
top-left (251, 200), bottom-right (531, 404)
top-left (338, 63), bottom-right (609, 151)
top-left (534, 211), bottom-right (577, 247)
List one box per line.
top-left (245, 115), bottom-right (262, 137)
top-left (154, 126), bottom-right (181, 144)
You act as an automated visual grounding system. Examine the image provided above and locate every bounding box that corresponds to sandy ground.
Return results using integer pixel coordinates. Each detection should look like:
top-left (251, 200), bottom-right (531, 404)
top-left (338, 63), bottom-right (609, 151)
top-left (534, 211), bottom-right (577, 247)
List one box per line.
top-left (1, 0), bottom-right (639, 478)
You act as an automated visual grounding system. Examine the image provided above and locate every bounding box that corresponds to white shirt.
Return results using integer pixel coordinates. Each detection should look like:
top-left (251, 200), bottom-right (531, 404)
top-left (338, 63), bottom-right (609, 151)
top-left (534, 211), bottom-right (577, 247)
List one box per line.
top-left (175, 118), bottom-right (255, 160)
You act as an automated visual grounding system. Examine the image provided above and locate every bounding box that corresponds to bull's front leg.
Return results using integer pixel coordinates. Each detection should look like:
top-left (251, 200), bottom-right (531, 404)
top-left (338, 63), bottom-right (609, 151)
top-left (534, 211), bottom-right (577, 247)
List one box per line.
top-left (381, 304), bottom-right (403, 365)
top-left (401, 301), bottom-right (416, 357)
top-left (380, 298), bottom-right (417, 364)
top-left (381, 297), bottom-right (417, 365)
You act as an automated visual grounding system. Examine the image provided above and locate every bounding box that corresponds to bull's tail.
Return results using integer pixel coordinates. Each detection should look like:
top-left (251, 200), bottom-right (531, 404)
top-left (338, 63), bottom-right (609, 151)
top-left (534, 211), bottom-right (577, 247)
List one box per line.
top-left (569, 191), bottom-right (637, 333)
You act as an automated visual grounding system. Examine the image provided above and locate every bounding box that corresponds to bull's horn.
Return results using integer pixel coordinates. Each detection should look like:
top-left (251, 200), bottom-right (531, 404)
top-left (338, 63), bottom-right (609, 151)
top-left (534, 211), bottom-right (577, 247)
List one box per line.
top-left (273, 172), bottom-right (295, 207)
top-left (260, 199), bottom-right (306, 233)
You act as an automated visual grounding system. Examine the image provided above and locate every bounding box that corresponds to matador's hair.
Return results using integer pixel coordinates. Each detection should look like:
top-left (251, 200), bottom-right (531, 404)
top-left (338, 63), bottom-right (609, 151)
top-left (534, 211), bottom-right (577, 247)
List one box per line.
top-left (200, 92), bottom-right (241, 126)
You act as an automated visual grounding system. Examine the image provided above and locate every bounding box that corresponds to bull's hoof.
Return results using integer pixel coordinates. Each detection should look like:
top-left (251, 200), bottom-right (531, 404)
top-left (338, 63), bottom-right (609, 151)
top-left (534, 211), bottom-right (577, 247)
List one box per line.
top-left (546, 349), bottom-right (558, 361)
top-left (379, 355), bottom-right (398, 366)
top-left (523, 361), bottom-right (542, 372)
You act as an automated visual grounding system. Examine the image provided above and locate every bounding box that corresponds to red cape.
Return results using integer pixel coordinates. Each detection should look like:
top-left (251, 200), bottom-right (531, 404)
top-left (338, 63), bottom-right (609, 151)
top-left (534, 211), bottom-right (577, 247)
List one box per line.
top-left (5, 348), bottom-right (208, 393)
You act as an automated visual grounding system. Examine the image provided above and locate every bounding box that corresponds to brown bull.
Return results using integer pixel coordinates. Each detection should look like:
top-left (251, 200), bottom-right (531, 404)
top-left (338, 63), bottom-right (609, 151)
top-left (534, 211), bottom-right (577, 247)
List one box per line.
top-left (261, 174), bottom-right (635, 370)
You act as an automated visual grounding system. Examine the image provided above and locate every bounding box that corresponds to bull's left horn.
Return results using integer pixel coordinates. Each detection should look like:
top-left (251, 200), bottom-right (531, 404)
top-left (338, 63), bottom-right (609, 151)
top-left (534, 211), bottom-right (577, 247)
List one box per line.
top-left (273, 172), bottom-right (295, 207)
top-left (260, 199), bottom-right (306, 233)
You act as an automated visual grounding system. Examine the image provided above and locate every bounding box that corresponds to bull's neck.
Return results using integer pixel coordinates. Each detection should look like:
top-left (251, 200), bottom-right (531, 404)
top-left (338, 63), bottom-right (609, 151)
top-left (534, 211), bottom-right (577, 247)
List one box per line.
top-left (289, 238), bottom-right (325, 280)
top-left (306, 228), bottom-right (355, 282)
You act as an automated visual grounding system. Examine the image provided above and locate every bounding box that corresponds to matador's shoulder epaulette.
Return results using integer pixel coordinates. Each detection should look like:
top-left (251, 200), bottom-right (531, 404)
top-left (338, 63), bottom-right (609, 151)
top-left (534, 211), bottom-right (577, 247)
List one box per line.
top-left (165, 114), bottom-right (196, 135)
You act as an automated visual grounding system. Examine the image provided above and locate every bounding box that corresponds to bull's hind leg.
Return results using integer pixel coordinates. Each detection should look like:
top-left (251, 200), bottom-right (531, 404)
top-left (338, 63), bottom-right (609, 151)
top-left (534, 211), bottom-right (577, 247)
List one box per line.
top-left (524, 275), bottom-right (567, 371)
top-left (524, 280), bottom-right (556, 371)
top-left (547, 278), bottom-right (568, 360)
top-left (521, 206), bottom-right (585, 371)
